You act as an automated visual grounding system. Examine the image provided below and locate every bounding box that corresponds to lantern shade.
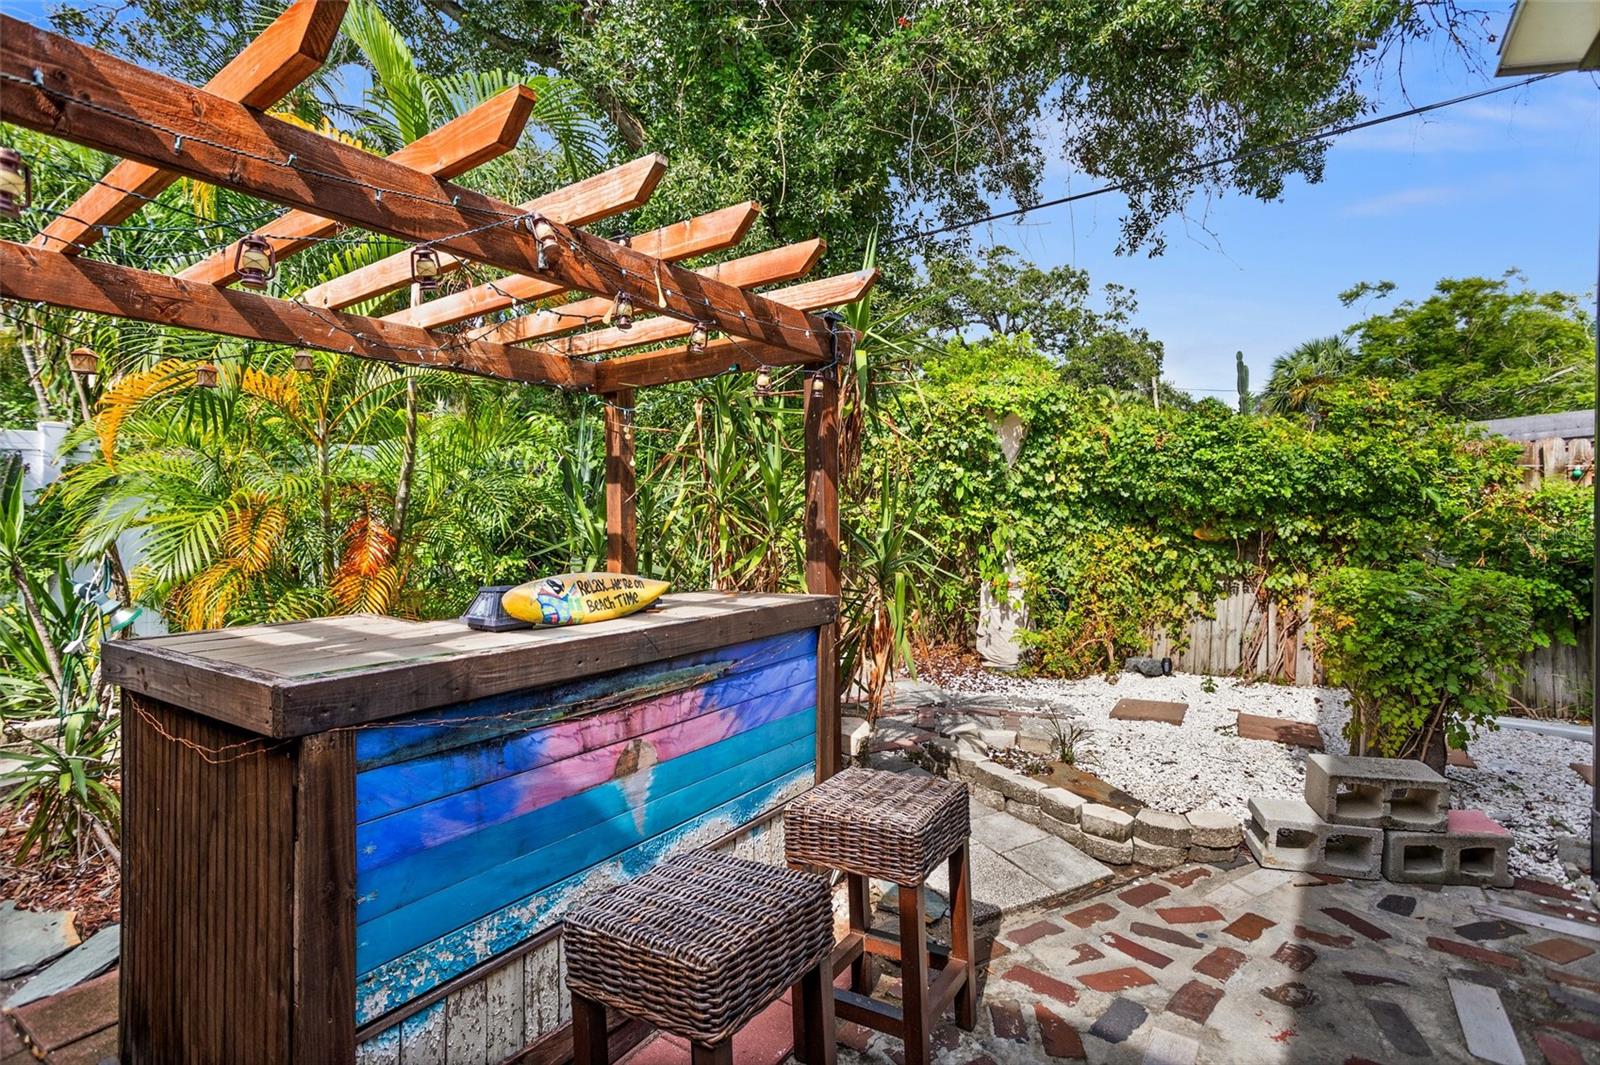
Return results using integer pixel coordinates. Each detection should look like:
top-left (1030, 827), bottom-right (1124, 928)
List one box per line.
top-left (613, 292), bottom-right (635, 330)
top-left (68, 347), bottom-right (99, 376)
top-left (1497, 0), bottom-right (1600, 74)
top-left (195, 362), bottom-right (220, 388)
top-left (411, 247), bottom-right (442, 292)
top-left (0, 146), bottom-right (30, 218)
top-left (234, 235), bottom-right (277, 289)
top-left (755, 369), bottom-right (773, 396)
top-left (689, 322), bottom-right (710, 353)
top-left (293, 350), bottom-right (315, 372)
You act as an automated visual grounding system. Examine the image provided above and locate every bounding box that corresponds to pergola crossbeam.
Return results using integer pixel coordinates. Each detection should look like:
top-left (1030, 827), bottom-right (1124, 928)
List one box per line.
top-left (0, 241), bottom-right (591, 389)
top-left (28, 0), bottom-right (347, 256)
top-left (178, 85), bottom-right (539, 287)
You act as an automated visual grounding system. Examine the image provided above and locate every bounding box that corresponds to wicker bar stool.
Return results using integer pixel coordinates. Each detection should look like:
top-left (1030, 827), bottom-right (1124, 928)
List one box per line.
top-left (784, 768), bottom-right (975, 1065)
top-left (564, 849), bottom-right (837, 1065)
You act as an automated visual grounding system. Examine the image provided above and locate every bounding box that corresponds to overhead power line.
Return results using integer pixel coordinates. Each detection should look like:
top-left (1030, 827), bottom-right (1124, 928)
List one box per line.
top-left (886, 72), bottom-right (1561, 247)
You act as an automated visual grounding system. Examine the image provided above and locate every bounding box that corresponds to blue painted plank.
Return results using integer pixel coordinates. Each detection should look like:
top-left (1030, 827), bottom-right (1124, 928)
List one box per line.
top-left (354, 696), bottom-right (814, 922)
top-left (356, 660), bottom-right (815, 871)
top-left (354, 630), bottom-right (816, 771)
top-left (356, 729), bottom-right (814, 973)
top-left (355, 762), bottom-right (815, 1025)
top-left (355, 653), bottom-right (817, 823)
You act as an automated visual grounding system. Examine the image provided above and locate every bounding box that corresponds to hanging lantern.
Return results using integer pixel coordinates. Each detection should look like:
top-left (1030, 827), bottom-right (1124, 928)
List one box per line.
top-left (531, 214), bottom-right (558, 271)
top-left (688, 321), bottom-right (711, 354)
top-left (615, 231), bottom-right (632, 248)
top-left (68, 347), bottom-right (98, 377)
top-left (234, 235), bottom-right (277, 289)
top-left (293, 349), bottom-right (315, 373)
top-left (611, 291), bottom-right (635, 330)
top-left (0, 147), bottom-right (31, 218)
top-left (195, 362), bottom-right (219, 388)
top-left (810, 373), bottom-right (826, 396)
top-left (754, 368), bottom-right (773, 397)
top-left (411, 247), bottom-right (442, 292)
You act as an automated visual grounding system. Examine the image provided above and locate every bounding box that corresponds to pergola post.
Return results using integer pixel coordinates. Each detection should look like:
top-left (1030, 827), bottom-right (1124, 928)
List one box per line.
top-left (604, 389), bottom-right (637, 574)
top-left (804, 365), bottom-right (842, 780)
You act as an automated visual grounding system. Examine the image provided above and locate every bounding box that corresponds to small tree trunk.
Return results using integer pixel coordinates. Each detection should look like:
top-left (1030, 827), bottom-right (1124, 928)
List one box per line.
top-left (20, 343), bottom-right (50, 421)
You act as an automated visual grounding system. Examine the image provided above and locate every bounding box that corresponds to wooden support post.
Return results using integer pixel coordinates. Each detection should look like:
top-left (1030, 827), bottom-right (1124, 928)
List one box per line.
top-left (804, 361), bottom-right (841, 780)
top-left (603, 390), bottom-right (637, 574)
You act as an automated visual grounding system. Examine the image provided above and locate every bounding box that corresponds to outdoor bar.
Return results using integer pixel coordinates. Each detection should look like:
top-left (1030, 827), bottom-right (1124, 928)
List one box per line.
top-left (104, 592), bottom-right (836, 1062)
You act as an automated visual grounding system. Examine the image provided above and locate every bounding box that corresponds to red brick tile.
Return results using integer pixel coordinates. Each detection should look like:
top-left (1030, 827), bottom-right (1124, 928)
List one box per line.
top-left (1008, 918), bottom-right (1066, 948)
top-left (1165, 979), bottom-right (1223, 1024)
top-left (1549, 968), bottom-right (1600, 994)
top-left (10, 972), bottom-right (117, 1052)
top-left (1099, 932), bottom-right (1172, 969)
top-left (1537, 901), bottom-right (1600, 927)
top-left (1271, 942), bottom-right (1317, 973)
top-left (1536, 1030), bottom-right (1585, 1065)
top-left (837, 1022), bottom-right (873, 1051)
top-left (1077, 966), bottom-right (1156, 993)
top-left (1129, 921), bottom-right (1203, 950)
top-left (1062, 902), bottom-right (1118, 929)
top-left (1110, 698), bottom-right (1187, 724)
top-left (1155, 905), bottom-right (1224, 925)
top-left (1194, 946), bottom-right (1247, 982)
top-left (1235, 712), bottom-right (1324, 749)
top-left (1294, 924), bottom-right (1354, 949)
top-left (1426, 936), bottom-right (1524, 973)
top-left (1068, 942), bottom-right (1105, 965)
top-left (1002, 965), bottom-right (1079, 1006)
top-left (1034, 1004), bottom-right (1087, 1060)
top-left (1320, 907), bottom-right (1391, 942)
top-left (1118, 882), bottom-right (1171, 907)
top-left (1447, 747), bottom-right (1476, 769)
top-left (1222, 913), bottom-right (1276, 943)
top-left (1516, 877), bottom-right (1581, 902)
top-left (1529, 938), bottom-right (1596, 966)
top-left (1260, 981), bottom-right (1316, 1008)
top-left (988, 1001), bottom-right (1027, 1042)
top-left (1164, 867), bottom-right (1213, 888)
top-left (1550, 1020), bottom-right (1600, 1043)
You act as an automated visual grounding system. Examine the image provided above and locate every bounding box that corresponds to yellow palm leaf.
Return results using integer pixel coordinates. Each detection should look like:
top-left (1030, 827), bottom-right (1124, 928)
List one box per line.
top-left (96, 359), bottom-right (193, 465)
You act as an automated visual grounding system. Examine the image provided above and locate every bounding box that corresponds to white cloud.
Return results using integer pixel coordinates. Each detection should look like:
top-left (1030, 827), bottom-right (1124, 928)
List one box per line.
top-left (1341, 184), bottom-right (1464, 217)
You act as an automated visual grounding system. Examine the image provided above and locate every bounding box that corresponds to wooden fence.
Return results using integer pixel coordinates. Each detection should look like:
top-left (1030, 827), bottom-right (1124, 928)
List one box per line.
top-left (1513, 435), bottom-right (1594, 488)
top-left (1147, 584), bottom-right (1591, 717)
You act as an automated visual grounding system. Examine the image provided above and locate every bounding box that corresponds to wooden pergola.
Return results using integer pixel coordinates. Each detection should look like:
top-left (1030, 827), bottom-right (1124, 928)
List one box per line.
top-left (0, 0), bottom-right (875, 779)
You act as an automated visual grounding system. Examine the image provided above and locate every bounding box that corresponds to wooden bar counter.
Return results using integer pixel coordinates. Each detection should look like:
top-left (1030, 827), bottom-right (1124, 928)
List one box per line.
top-left (104, 591), bottom-right (836, 1064)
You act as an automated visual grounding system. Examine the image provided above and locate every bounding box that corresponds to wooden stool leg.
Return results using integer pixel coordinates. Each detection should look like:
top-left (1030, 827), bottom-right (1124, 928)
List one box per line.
top-left (571, 992), bottom-right (609, 1065)
top-left (897, 882), bottom-right (930, 1065)
top-left (793, 957), bottom-right (837, 1065)
top-left (846, 873), bottom-right (873, 992)
top-left (690, 1039), bottom-right (733, 1065)
top-left (949, 841), bottom-right (976, 1030)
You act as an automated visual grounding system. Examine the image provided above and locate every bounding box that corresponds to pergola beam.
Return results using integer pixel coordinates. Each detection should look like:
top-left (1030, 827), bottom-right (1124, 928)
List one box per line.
top-left (387, 200), bottom-right (758, 331)
top-left (29, 0), bottom-right (347, 256)
top-left (0, 17), bottom-right (833, 361)
top-left (298, 156), bottom-right (668, 311)
top-left (178, 85), bottom-right (539, 287)
top-left (0, 241), bottom-right (592, 389)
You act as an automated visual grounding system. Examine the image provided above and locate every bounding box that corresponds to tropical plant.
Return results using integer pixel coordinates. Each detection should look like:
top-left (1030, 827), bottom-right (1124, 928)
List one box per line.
top-left (1257, 336), bottom-right (1354, 420)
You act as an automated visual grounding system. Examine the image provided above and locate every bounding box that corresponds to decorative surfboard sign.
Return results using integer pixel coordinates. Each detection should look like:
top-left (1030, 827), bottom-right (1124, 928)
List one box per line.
top-left (501, 572), bottom-right (670, 627)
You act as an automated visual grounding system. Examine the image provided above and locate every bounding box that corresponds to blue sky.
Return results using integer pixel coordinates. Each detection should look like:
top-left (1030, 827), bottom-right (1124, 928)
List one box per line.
top-left (5, 1), bottom-right (1594, 402)
top-left (973, 11), bottom-right (1599, 399)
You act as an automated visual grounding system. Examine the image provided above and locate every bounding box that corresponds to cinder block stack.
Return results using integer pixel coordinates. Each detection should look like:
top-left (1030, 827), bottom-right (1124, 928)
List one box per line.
top-left (1245, 753), bottom-right (1512, 887)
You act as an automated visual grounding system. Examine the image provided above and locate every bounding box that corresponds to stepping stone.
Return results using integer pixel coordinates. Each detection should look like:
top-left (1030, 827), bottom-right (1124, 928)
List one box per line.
top-left (1088, 998), bottom-right (1147, 1044)
top-left (1448, 977), bottom-right (1526, 1065)
top-left (0, 901), bottom-right (79, 980)
top-left (1448, 747), bottom-right (1477, 769)
top-left (8, 970), bottom-right (116, 1054)
top-left (1528, 938), bottom-right (1596, 965)
top-left (1365, 999), bottom-right (1430, 1057)
top-left (1110, 699), bottom-right (1187, 725)
top-left (5, 926), bottom-right (120, 1009)
top-left (1234, 712), bottom-right (1324, 749)
top-left (1575, 762), bottom-right (1595, 786)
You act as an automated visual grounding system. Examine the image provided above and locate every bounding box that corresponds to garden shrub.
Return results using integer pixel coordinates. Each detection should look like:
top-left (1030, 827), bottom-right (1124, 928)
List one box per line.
top-left (1312, 563), bottom-right (1539, 766)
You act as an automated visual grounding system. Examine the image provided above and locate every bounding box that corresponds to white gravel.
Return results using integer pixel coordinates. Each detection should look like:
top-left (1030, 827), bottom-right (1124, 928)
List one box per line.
top-left (929, 668), bottom-right (1591, 884)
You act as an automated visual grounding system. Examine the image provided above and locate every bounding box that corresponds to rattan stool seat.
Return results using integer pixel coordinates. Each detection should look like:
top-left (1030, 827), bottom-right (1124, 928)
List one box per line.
top-left (564, 850), bottom-right (833, 1046)
top-left (784, 767), bottom-right (970, 885)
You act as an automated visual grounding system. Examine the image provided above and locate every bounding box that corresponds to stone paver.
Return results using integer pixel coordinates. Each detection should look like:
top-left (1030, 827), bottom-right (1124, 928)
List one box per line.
top-left (1234, 711), bottom-right (1325, 749)
top-left (1108, 698), bottom-right (1187, 725)
top-left (0, 903), bottom-right (78, 981)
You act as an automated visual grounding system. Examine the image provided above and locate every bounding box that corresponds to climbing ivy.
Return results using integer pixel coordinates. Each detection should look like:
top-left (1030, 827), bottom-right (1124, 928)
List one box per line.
top-left (893, 335), bottom-right (1593, 679)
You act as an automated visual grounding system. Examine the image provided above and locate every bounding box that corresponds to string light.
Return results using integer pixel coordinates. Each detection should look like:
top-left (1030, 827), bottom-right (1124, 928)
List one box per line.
top-left (0, 146), bottom-right (31, 218)
top-left (234, 235), bottom-right (276, 289)
top-left (194, 362), bottom-right (219, 388)
top-left (688, 321), bottom-right (711, 354)
top-left (411, 247), bottom-right (442, 292)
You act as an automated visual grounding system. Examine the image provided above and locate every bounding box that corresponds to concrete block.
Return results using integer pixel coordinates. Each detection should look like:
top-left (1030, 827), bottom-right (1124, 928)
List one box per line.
top-left (978, 728), bottom-right (1019, 750)
top-left (1006, 798), bottom-right (1042, 825)
top-left (1039, 787), bottom-right (1087, 825)
top-left (1186, 810), bottom-right (1243, 849)
top-left (1188, 844), bottom-right (1237, 863)
top-left (1304, 753), bottom-right (1450, 831)
top-left (1383, 809), bottom-right (1513, 888)
top-left (1244, 797), bottom-right (1383, 880)
top-left (847, 720), bottom-right (874, 758)
top-left (1134, 809), bottom-right (1191, 848)
top-left (1040, 815), bottom-right (1087, 850)
top-left (969, 761), bottom-right (1045, 803)
top-left (1133, 838), bottom-right (1186, 869)
top-left (1083, 833), bottom-right (1134, 865)
top-left (972, 784), bottom-right (1005, 811)
top-left (1081, 803), bottom-right (1135, 842)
